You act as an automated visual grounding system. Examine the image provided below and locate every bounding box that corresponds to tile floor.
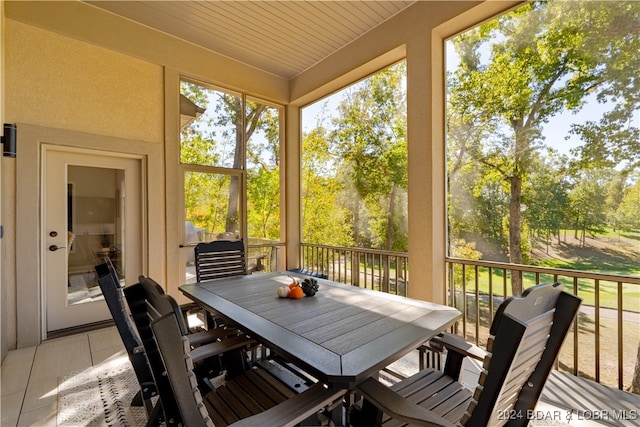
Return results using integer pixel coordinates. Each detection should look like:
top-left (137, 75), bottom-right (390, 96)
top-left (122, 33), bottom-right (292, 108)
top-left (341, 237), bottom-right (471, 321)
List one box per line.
top-left (1, 327), bottom-right (124, 427)
top-left (1, 326), bottom-right (610, 427)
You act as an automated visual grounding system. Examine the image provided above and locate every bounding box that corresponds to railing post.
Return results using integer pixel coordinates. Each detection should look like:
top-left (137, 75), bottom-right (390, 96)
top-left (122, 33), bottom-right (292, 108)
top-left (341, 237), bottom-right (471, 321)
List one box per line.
top-left (352, 251), bottom-right (359, 287)
top-left (573, 276), bottom-right (579, 377)
top-left (595, 279), bottom-right (600, 384)
top-left (474, 265), bottom-right (479, 345)
top-left (617, 281), bottom-right (623, 391)
top-left (382, 254), bottom-right (389, 293)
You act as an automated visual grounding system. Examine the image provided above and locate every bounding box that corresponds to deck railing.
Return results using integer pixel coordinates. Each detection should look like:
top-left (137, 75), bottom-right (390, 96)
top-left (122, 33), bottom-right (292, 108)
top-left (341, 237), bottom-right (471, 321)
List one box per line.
top-left (445, 256), bottom-right (640, 392)
top-left (292, 242), bottom-right (639, 392)
top-left (246, 239), bottom-right (287, 274)
top-left (299, 243), bottom-right (409, 295)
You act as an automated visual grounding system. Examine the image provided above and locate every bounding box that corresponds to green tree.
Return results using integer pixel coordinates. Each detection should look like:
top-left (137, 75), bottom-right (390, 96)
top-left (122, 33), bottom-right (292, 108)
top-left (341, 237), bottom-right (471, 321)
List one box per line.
top-left (569, 170), bottom-right (608, 246)
top-left (449, 163), bottom-right (510, 258)
top-left (183, 172), bottom-right (231, 235)
top-left (246, 101), bottom-right (281, 240)
top-left (616, 180), bottom-right (640, 232)
top-left (605, 177), bottom-right (627, 235)
top-left (181, 82), bottom-right (280, 239)
top-left (247, 167), bottom-right (280, 239)
top-left (330, 62), bottom-right (407, 251)
top-left (301, 126), bottom-right (353, 246)
top-left (211, 94), bottom-right (267, 233)
top-left (524, 153), bottom-right (571, 250)
top-left (448, 0), bottom-right (640, 295)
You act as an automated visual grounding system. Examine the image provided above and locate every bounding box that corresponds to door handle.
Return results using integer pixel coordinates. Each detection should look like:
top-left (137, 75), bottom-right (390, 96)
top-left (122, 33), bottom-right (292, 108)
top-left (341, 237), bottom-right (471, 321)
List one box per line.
top-left (49, 244), bottom-right (66, 252)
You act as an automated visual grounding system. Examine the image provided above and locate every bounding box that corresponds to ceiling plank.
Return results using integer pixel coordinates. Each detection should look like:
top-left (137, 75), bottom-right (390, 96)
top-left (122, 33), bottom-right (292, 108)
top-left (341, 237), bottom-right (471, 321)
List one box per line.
top-left (86, 1), bottom-right (415, 79)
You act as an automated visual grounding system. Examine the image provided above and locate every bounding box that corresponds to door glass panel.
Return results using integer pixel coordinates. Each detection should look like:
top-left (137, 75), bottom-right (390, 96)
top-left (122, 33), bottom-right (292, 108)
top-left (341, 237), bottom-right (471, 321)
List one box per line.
top-left (183, 171), bottom-right (241, 283)
top-left (67, 165), bottom-right (125, 305)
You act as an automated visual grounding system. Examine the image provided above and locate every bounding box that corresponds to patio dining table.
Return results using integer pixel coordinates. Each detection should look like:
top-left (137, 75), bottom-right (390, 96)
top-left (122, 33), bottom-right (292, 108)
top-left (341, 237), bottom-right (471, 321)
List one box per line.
top-left (180, 272), bottom-right (461, 389)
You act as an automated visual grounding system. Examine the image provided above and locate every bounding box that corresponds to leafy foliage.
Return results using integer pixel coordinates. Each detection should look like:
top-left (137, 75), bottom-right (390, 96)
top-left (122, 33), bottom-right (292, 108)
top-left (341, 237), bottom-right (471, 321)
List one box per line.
top-left (302, 62), bottom-right (408, 250)
top-left (447, 1), bottom-right (640, 295)
top-left (180, 82), bottom-right (281, 240)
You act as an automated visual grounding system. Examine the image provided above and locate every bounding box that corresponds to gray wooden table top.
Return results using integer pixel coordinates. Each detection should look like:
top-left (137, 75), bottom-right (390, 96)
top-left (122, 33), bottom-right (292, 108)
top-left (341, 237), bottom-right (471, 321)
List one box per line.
top-left (180, 272), bottom-right (461, 387)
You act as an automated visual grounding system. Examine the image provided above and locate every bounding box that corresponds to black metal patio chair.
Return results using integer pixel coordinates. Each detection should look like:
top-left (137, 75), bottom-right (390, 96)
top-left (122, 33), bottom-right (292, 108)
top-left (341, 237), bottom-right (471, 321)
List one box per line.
top-left (95, 259), bottom-right (163, 426)
top-left (150, 309), bottom-right (345, 427)
top-left (123, 276), bottom-right (255, 426)
top-left (351, 282), bottom-right (581, 427)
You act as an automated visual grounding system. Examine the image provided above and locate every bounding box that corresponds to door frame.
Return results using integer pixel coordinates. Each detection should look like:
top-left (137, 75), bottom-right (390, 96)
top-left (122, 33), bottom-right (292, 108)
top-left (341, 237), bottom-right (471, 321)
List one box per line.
top-left (41, 146), bottom-right (145, 334)
top-left (15, 124), bottom-right (164, 346)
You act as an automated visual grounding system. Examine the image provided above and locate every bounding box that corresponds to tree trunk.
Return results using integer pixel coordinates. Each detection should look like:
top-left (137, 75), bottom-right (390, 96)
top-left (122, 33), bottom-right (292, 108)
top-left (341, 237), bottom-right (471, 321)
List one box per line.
top-left (224, 98), bottom-right (266, 235)
top-left (226, 112), bottom-right (243, 233)
top-left (353, 197), bottom-right (361, 246)
top-left (226, 175), bottom-right (240, 233)
top-left (385, 184), bottom-right (397, 251)
top-left (509, 175), bottom-right (524, 295)
top-left (632, 341), bottom-right (640, 394)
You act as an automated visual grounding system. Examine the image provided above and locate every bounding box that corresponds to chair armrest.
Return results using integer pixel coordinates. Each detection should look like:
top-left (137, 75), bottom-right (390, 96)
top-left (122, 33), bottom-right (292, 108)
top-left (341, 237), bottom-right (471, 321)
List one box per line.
top-left (189, 335), bottom-right (255, 364)
top-left (429, 332), bottom-right (487, 380)
top-left (356, 377), bottom-right (456, 427)
top-left (231, 382), bottom-right (345, 427)
top-left (432, 332), bottom-right (487, 361)
top-left (247, 254), bottom-right (266, 272)
top-left (179, 301), bottom-right (201, 313)
top-left (187, 328), bottom-right (240, 347)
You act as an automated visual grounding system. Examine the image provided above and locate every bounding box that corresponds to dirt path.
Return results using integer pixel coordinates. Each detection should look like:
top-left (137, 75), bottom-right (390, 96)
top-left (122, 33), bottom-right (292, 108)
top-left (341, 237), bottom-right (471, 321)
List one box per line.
top-left (531, 232), bottom-right (640, 273)
top-left (580, 305), bottom-right (640, 324)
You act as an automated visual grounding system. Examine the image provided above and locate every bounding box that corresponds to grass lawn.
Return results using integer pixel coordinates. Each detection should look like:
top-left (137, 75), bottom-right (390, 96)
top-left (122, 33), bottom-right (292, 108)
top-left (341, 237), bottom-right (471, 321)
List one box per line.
top-left (453, 229), bottom-right (640, 311)
top-left (453, 266), bottom-right (639, 311)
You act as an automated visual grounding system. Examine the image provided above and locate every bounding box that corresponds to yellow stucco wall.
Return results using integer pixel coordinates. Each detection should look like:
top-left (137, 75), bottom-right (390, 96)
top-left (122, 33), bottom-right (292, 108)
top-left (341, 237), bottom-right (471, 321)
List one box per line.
top-left (1, 0), bottom-right (7, 361)
top-left (5, 20), bottom-right (163, 143)
top-left (5, 1), bottom-right (288, 105)
top-left (3, 19), bottom-right (166, 347)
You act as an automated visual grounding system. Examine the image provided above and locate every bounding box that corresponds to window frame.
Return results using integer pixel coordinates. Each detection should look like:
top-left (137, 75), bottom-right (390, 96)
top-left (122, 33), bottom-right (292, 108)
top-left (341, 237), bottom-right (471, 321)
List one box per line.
top-left (178, 78), bottom-right (286, 246)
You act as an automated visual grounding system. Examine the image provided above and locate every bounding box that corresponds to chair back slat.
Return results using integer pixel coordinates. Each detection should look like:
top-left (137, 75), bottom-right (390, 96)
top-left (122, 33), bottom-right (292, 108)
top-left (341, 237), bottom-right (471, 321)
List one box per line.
top-left (512, 291), bottom-right (582, 422)
top-left (195, 240), bottom-right (248, 281)
top-left (487, 311), bottom-right (555, 425)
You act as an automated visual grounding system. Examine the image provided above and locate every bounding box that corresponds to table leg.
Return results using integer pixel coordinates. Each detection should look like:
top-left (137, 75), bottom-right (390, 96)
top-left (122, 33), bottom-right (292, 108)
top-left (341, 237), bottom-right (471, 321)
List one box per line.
top-left (223, 348), bottom-right (248, 379)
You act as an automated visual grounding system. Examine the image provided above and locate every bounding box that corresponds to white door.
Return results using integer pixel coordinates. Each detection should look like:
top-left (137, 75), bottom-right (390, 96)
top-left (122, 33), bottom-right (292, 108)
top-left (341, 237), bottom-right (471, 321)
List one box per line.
top-left (43, 148), bottom-right (143, 333)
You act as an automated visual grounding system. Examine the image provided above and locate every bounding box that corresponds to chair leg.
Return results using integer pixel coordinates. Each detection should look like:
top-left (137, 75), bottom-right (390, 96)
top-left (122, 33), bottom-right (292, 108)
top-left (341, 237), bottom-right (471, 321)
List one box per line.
top-left (349, 398), bottom-right (383, 427)
top-left (224, 348), bottom-right (249, 379)
top-left (145, 401), bottom-right (165, 427)
top-left (131, 389), bottom-right (144, 407)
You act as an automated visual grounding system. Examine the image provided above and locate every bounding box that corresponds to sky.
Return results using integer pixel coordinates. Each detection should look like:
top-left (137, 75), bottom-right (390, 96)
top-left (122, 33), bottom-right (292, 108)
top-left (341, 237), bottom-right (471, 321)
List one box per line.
top-left (301, 43), bottom-right (638, 162)
top-left (301, 79), bottom-right (614, 157)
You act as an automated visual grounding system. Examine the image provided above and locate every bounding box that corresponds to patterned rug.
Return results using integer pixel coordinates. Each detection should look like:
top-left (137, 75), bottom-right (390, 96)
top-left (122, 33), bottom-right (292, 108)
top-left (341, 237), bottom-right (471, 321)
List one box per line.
top-left (58, 356), bottom-right (147, 427)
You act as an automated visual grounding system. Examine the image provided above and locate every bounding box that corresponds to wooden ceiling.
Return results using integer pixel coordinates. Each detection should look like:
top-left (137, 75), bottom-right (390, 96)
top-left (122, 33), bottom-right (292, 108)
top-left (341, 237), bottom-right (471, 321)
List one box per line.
top-left (87, 1), bottom-right (415, 79)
